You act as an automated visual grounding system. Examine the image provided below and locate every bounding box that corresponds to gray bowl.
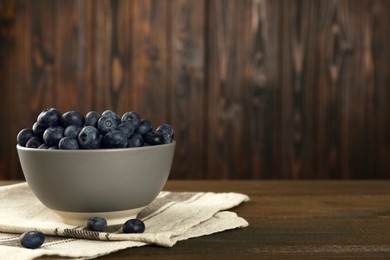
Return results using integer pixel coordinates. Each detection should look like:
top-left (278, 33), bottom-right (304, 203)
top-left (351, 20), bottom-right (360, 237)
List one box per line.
top-left (16, 141), bottom-right (175, 225)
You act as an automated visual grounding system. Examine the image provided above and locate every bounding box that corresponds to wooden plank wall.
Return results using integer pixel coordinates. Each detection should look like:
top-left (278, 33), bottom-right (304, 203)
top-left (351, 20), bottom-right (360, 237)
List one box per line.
top-left (0, 0), bottom-right (389, 180)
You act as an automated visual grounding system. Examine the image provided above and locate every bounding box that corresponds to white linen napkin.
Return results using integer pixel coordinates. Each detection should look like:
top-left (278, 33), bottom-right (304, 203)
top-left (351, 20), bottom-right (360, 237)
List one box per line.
top-left (0, 182), bottom-right (249, 259)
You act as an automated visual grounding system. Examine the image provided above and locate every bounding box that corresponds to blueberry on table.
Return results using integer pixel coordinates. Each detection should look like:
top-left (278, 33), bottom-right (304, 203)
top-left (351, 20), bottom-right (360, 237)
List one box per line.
top-left (37, 108), bottom-right (62, 128)
top-left (17, 128), bottom-right (34, 147)
top-left (102, 130), bottom-right (127, 148)
top-left (19, 231), bottom-right (45, 249)
top-left (61, 111), bottom-right (85, 128)
top-left (85, 111), bottom-right (101, 127)
top-left (122, 219), bottom-right (145, 234)
top-left (58, 137), bottom-right (79, 150)
top-left (78, 126), bottom-right (101, 149)
top-left (97, 115), bottom-right (118, 134)
top-left (43, 126), bottom-right (65, 147)
top-left (87, 217), bottom-right (107, 232)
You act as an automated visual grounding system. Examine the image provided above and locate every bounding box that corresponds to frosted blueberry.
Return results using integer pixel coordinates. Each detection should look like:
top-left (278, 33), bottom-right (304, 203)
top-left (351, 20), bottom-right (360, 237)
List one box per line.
top-left (37, 108), bottom-right (62, 128)
top-left (78, 126), bottom-right (101, 149)
top-left (19, 231), bottom-right (45, 249)
top-left (87, 217), bottom-right (107, 232)
top-left (61, 111), bottom-right (84, 128)
top-left (122, 219), bottom-right (145, 234)
top-left (17, 128), bottom-right (34, 147)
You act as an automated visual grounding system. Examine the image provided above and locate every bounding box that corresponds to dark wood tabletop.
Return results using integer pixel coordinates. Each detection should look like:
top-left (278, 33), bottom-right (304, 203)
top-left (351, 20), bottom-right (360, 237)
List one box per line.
top-left (2, 180), bottom-right (390, 259)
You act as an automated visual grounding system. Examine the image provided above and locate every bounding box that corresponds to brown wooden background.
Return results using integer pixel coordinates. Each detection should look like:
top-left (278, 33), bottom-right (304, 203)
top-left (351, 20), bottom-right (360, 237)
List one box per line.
top-left (0, 0), bottom-right (389, 180)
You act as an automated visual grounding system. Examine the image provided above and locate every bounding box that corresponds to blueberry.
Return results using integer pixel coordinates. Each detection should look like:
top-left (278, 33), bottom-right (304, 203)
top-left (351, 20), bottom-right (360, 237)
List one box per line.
top-left (32, 122), bottom-right (46, 138)
top-left (38, 143), bottom-right (49, 149)
top-left (26, 136), bottom-right (44, 148)
top-left (121, 111), bottom-right (141, 128)
top-left (97, 115), bottom-right (117, 134)
top-left (102, 110), bottom-right (121, 125)
top-left (87, 217), bottom-right (107, 232)
top-left (117, 122), bottom-right (135, 138)
top-left (127, 134), bottom-right (144, 148)
top-left (19, 231), bottom-right (45, 249)
top-left (144, 131), bottom-right (164, 145)
top-left (78, 126), bottom-right (101, 149)
top-left (61, 111), bottom-right (85, 128)
top-left (156, 124), bottom-right (174, 144)
top-left (37, 108), bottom-right (62, 128)
top-left (43, 126), bottom-right (64, 146)
top-left (85, 111), bottom-right (101, 127)
top-left (101, 130), bottom-right (127, 148)
top-left (58, 137), bottom-right (79, 150)
top-left (64, 125), bottom-right (82, 139)
top-left (136, 120), bottom-right (152, 136)
top-left (17, 128), bottom-right (34, 147)
top-left (122, 219), bottom-right (145, 234)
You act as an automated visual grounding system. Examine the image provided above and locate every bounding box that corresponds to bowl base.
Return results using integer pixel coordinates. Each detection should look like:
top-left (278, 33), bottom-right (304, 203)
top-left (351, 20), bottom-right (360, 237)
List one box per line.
top-left (52, 206), bottom-right (146, 226)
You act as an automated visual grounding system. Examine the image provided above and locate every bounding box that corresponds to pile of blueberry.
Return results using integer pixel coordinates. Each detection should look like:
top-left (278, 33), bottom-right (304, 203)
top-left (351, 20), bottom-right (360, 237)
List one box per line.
top-left (19, 217), bottom-right (145, 249)
top-left (17, 108), bottom-right (174, 150)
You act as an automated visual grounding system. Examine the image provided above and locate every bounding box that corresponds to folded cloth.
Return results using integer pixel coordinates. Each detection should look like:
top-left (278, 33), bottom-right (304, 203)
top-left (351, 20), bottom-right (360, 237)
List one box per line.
top-left (0, 183), bottom-right (249, 259)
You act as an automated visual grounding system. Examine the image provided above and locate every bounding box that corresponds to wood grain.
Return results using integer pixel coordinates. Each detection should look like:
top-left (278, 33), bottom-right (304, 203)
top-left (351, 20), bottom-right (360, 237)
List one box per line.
top-left (169, 0), bottom-right (206, 179)
top-left (0, 0), bottom-right (389, 180)
top-left (131, 0), bottom-right (170, 123)
top-left (118, 180), bottom-right (390, 258)
top-left (281, 0), bottom-right (318, 179)
top-left (240, 0), bottom-right (282, 179)
top-left (9, 180), bottom-right (385, 259)
top-left (206, 0), bottom-right (247, 179)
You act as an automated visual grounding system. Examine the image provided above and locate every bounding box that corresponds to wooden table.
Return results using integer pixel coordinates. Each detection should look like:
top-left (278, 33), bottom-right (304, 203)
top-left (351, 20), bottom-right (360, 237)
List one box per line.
top-left (3, 180), bottom-right (390, 259)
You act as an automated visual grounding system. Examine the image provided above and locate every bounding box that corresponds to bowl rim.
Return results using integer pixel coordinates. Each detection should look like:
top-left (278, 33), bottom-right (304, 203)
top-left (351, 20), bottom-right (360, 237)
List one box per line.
top-left (16, 140), bottom-right (175, 153)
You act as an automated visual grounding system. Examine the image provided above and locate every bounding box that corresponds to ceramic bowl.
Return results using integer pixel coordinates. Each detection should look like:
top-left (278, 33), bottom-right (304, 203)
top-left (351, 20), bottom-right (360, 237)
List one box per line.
top-left (16, 141), bottom-right (175, 225)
